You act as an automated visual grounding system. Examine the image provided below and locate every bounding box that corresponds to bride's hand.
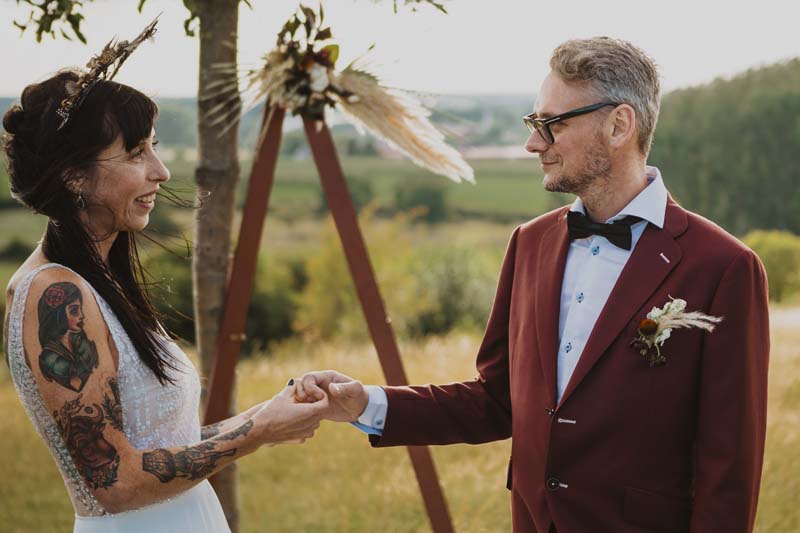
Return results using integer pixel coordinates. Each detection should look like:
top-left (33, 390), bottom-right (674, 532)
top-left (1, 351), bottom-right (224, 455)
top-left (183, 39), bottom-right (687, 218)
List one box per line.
top-left (251, 385), bottom-right (329, 446)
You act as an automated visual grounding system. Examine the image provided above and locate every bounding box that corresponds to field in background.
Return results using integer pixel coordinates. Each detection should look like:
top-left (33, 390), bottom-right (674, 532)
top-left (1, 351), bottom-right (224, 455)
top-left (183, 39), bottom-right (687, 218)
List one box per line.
top-left (0, 308), bottom-right (798, 532)
top-left (0, 151), bottom-right (798, 531)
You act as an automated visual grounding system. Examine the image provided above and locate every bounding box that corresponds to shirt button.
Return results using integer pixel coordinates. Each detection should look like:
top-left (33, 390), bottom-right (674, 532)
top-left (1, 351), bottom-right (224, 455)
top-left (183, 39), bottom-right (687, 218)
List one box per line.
top-left (577, 292), bottom-right (584, 303)
top-left (546, 477), bottom-right (561, 491)
top-left (565, 342), bottom-right (572, 353)
top-left (375, 419), bottom-right (384, 426)
top-left (591, 246), bottom-right (600, 256)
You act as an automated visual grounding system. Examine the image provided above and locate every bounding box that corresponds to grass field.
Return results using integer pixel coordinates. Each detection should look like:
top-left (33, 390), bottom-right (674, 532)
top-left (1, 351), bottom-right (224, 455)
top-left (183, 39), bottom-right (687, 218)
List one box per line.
top-left (0, 308), bottom-right (798, 532)
top-left (1, 155), bottom-right (798, 531)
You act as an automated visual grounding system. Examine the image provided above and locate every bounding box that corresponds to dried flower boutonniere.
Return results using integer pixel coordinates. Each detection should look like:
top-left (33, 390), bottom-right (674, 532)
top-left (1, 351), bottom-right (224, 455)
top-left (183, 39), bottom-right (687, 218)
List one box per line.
top-left (631, 298), bottom-right (723, 367)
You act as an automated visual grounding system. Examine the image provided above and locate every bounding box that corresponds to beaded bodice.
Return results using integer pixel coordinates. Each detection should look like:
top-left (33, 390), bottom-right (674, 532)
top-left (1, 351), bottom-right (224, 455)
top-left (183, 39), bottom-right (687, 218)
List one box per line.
top-left (7, 263), bottom-right (202, 517)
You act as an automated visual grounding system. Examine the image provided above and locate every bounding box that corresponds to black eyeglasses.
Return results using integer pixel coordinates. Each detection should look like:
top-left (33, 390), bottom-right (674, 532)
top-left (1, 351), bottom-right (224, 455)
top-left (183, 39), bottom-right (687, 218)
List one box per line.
top-left (522, 102), bottom-right (620, 144)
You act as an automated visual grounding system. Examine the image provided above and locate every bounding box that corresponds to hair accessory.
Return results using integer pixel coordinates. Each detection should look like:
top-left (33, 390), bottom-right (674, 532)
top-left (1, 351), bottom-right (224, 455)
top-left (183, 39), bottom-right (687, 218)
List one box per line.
top-left (56, 17), bottom-right (160, 132)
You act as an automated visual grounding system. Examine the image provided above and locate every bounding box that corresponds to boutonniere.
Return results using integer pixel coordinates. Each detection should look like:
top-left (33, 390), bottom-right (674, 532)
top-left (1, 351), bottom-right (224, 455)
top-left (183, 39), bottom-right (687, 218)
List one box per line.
top-left (631, 298), bottom-right (723, 367)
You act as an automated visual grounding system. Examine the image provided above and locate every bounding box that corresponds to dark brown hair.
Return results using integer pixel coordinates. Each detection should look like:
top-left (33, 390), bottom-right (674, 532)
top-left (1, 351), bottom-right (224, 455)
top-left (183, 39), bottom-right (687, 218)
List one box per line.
top-left (3, 69), bottom-right (178, 384)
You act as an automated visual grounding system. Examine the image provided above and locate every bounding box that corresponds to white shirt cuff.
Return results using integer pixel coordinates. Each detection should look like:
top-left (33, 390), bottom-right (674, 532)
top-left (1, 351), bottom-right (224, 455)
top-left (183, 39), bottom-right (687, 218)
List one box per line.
top-left (357, 385), bottom-right (388, 430)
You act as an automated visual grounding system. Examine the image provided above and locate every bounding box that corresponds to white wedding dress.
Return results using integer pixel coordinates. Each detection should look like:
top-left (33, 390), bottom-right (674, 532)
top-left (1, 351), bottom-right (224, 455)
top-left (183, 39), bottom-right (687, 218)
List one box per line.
top-left (7, 263), bottom-right (230, 532)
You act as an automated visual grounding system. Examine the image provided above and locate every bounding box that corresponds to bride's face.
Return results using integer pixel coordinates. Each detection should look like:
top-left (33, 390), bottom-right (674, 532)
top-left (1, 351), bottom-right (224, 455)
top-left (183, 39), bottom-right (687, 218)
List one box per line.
top-left (79, 128), bottom-right (169, 236)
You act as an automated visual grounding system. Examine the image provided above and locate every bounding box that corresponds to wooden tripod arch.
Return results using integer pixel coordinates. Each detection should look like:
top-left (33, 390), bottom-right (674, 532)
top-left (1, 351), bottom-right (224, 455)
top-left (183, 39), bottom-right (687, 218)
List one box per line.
top-left (203, 105), bottom-right (455, 532)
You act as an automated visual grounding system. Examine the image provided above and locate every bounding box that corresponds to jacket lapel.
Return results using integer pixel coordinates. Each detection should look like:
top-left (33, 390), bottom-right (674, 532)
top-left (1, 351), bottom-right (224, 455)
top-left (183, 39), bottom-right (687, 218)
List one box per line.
top-left (557, 198), bottom-right (688, 408)
top-left (535, 208), bottom-right (571, 407)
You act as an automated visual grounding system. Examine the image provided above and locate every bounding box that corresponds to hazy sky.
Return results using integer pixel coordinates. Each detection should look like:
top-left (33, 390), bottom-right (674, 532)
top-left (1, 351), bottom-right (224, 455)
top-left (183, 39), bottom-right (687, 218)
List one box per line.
top-left (1, 0), bottom-right (798, 99)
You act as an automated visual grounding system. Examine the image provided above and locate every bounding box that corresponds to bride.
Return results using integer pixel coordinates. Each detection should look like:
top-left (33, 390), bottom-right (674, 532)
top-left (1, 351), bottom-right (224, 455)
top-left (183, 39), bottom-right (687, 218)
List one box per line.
top-left (2, 22), bottom-right (327, 532)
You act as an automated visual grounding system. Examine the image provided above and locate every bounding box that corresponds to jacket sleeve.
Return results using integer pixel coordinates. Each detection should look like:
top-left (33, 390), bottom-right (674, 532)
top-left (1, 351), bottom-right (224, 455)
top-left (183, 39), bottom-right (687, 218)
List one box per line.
top-left (690, 249), bottom-right (770, 532)
top-left (370, 227), bottom-right (520, 447)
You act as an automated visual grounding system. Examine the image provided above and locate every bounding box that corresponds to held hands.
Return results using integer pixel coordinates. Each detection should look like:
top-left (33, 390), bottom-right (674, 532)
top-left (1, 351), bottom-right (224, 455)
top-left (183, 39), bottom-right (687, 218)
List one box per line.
top-left (252, 384), bottom-right (329, 445)
top-left (291, 370), bottom-right (369, 423)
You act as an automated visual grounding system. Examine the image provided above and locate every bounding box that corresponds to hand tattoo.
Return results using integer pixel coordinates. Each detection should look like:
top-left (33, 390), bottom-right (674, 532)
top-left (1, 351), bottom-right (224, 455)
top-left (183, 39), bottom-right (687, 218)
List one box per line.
top-left (200, 421), bottom-right (223, 440)
top-left (142, 442), bottom-right (236, 483)
top-left (37, 282), bottom-right (99, 392)
top-left (54, 395), bottom-right (120, 489)
top-left (213, 419), bottom-right (254, 441)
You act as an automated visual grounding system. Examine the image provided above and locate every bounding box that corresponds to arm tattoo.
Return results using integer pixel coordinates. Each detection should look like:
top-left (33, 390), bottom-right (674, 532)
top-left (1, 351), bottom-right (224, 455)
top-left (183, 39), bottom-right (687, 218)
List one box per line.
top-left (200, 421), bottom-right (223, 440)
top-left (37, 282), bottom-right (99, 393)
top-left (214, 419), bottom-right (254, 441)
top-left (142, 442), bottom-right (236, 483)
top-left (54, 395), bottom-right (120, 489)
top-left (102, 378), bottom-right (123, 431)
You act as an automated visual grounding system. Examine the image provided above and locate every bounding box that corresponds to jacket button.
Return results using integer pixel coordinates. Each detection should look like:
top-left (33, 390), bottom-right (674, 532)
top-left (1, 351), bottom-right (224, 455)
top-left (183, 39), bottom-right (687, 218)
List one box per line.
top-left (546, 477), bottom-right (560, 491)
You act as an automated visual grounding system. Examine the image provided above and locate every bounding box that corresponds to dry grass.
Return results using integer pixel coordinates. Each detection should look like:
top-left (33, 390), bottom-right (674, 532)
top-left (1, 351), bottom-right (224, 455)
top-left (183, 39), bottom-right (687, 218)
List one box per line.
top-left (0, 309), bottom-right (797, 532)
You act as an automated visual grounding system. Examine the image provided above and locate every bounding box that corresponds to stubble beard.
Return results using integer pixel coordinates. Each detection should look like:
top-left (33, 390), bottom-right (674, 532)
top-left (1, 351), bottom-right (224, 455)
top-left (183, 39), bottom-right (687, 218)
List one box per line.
top-left (543, 136), bottom-right (612, 197)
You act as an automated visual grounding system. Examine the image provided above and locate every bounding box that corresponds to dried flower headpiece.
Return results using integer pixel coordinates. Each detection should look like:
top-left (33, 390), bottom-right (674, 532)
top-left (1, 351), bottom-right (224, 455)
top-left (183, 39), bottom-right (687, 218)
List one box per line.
top-left (209, 4), bottom-right (473, 183)
top-left (56, 17), bottom-right (159, 131)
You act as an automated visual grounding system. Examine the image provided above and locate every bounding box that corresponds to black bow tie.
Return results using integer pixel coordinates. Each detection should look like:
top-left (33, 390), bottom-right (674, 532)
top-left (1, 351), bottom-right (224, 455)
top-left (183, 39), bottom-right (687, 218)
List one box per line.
top-left (567, 210), bottom-right (643, 250)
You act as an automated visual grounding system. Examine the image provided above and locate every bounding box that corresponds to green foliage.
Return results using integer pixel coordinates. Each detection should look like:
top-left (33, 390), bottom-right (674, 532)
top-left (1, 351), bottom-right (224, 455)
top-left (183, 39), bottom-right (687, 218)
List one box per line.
top-left (407, 245), bottom-right (498, 336)
top-left (242, 255), bottom-right (301, 353)
top-left (154, 102), bottom-right (197, 147)
top-left (394, 179), bottom-right (449, 223)
top-left (0, 239), bottom-right (33, 263)
top-left (743, 230), bottom-right (800, 302)
top-left (295, 210), bottom-right (499, 340)
top-left (0, 153), bottom-right (11, 206)
top-left (650, 58), bottom-right (800, 235)
top-left (10, 0), bottom-right (255, 44)
top-left (295, 210), bottom-right (432, 339)
top-left (144, 250), bottom-right (300, 354)
top-left (13, 0), bottom-right (87, 43)
top-left (317, 175), bottom-right (374, 215)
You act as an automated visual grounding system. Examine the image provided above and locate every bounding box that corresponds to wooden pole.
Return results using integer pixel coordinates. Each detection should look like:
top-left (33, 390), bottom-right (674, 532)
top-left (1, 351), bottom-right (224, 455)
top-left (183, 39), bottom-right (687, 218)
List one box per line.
top-left (204, 106), bottom-right (286, 425)
top-left (203, 107), bottom-right (454, 532)
top-left (304, 117), bottom-right (455, 533)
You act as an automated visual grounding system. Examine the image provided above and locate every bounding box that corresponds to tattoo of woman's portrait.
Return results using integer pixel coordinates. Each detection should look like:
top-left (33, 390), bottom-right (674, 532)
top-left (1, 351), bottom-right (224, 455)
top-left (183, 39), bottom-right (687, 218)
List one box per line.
top-left (38, 282), bottom-right (99, 392)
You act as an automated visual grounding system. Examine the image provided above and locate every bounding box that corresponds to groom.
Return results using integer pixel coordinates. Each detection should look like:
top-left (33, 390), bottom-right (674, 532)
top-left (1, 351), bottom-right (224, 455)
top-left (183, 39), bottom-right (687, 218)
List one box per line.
top-left (294, 37), bottom-right (769, 533)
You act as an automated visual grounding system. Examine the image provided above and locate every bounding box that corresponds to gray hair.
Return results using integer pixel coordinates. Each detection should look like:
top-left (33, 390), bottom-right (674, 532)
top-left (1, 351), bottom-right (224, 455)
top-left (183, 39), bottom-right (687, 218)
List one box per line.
top-left (550, 36), bottom-right (661, 155)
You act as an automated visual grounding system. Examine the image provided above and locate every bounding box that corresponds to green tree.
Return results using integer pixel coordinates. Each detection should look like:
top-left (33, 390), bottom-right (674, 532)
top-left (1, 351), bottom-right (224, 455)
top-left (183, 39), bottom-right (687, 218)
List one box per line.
top-left (650, 59), bottom-right (800, 235)
top-left (743, 230), bottom-right (800, 302)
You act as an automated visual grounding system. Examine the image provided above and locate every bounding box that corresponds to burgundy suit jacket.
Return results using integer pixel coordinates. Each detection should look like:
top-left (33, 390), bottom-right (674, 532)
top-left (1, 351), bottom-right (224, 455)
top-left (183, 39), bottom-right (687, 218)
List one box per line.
top-left (372, 198), bottom-right (769, 533)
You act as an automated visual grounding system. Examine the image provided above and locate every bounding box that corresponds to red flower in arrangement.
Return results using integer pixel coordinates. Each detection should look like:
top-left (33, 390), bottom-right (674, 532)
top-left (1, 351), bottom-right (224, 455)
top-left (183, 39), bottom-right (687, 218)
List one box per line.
top-left (44, 286), bottom-right (66, 308)
top-left (638, 318), bottom-right (659, 336)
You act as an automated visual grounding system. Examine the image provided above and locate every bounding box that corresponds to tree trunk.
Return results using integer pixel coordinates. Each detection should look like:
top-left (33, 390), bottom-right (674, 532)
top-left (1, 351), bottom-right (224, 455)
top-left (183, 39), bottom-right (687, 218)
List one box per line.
top-left (191, 0), bottom-right (241, 531)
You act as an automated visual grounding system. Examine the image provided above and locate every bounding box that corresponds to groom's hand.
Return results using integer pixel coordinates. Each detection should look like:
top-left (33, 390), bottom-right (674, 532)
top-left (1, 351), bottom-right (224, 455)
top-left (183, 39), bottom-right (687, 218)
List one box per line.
top-left (292, 370), bottom-right (368, 423)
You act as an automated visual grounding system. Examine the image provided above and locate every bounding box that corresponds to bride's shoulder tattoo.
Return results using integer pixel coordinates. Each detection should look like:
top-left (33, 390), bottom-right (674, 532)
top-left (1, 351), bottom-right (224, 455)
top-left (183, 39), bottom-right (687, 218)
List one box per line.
top-left (37, 282), bottom-right (99, 393)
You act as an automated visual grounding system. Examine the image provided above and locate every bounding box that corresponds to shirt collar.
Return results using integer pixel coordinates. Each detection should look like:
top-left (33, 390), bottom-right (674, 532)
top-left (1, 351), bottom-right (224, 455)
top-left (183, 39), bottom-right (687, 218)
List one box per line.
top-left (569, 165), bottom-right (667, 229)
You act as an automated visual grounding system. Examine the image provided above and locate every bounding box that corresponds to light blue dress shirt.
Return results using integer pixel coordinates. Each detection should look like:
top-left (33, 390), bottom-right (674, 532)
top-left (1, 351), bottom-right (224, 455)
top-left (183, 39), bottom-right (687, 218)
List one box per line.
top-left (355, 166), bottom-right (669, 433)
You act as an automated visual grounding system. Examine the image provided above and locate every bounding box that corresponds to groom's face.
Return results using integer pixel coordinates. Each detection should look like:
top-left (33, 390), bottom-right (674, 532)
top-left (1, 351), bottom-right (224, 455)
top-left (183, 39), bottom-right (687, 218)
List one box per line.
top-left (525, 71), bottom-right (612, 196)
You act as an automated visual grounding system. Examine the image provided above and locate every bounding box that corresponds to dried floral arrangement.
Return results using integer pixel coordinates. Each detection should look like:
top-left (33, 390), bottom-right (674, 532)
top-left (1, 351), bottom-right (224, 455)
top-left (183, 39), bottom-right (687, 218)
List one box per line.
top-left (211, 4), bottom-right (473, 183)
top-left (631, 297), bottom-right (723, 367)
